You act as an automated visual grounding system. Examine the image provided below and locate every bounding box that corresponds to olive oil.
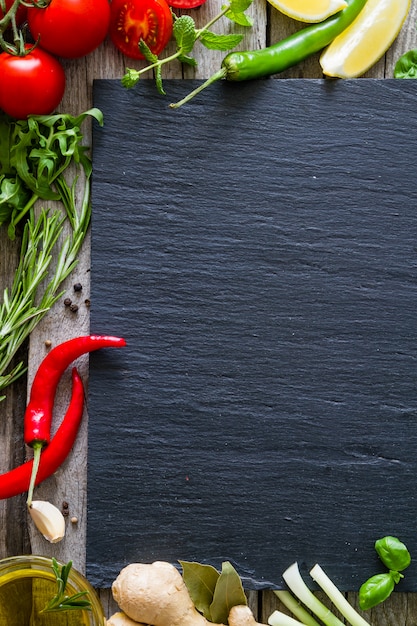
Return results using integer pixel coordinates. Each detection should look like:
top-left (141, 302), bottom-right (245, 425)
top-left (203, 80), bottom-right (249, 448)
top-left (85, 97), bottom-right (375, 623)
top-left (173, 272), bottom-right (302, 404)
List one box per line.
top-left (0, 571), bottom-right (90, 626)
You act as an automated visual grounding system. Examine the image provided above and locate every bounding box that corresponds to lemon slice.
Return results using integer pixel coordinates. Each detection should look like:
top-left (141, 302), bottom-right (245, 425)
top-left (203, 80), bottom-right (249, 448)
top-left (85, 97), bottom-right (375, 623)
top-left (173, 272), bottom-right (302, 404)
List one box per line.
top-left (320, 0), bottom-right (411, 77)
top-left (267, 0), bottom-right (348, 23)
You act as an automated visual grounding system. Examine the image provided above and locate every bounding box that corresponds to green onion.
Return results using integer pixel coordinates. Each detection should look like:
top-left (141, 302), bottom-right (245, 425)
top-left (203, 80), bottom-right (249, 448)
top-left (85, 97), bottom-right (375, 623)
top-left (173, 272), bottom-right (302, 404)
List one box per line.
top-left (282, 563), bottom-right (344, 626)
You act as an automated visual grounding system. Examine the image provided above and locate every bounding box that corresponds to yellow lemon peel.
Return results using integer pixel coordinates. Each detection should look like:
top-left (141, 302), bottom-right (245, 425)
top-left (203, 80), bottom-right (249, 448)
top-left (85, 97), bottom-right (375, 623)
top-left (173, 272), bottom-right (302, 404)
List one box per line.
top-left (320, 0), bottom-right (411, 77)
top-left (267, 0), bottom-right (347, 23)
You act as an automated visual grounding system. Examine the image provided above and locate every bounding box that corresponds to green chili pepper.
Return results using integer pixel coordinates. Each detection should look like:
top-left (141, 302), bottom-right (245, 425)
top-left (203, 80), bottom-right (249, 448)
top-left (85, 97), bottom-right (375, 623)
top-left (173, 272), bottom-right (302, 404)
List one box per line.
top-left (359, 572), bottom-right (397, 611)
top-left (375, 536), bottom-right (411, 572)
top-left (221, 0), bottom-right (368, 81)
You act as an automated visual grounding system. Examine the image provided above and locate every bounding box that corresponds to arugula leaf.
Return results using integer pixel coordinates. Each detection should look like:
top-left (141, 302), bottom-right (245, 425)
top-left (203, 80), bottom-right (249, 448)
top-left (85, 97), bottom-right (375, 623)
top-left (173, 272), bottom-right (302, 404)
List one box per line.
top-left (0, 175), bottom-right (30, 227)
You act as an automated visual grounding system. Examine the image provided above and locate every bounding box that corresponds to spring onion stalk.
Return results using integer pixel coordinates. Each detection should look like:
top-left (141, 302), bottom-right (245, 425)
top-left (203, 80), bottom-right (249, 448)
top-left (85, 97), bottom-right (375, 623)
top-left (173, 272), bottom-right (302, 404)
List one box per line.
top-left (282, 563), bottom-right (345, 626)
top-left (268, 610), bottom-right (305, 626)
top-left (273, 590), bottom-right (322, 626)
top-left (309, 564), bottom-right (371, 626)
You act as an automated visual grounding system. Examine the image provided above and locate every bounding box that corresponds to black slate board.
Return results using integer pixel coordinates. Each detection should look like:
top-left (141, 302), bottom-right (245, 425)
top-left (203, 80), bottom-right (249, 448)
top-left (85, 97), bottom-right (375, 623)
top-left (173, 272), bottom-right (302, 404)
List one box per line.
top-left (87, 78), bottom-right (417, 591)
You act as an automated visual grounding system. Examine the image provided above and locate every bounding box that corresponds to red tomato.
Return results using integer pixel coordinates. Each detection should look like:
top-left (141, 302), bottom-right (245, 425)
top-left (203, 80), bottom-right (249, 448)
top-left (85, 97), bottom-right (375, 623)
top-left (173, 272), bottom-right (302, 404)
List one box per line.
top-left (0, 46), bottom-right (65, 119)
top-left (0, 0), bottom-right (27, 27)
top-left (109, 0), bottom-right (173, 60)
top-left (27, 0), bottom-right (111, 59)
top-left (167, 0), bottom-right (206, 7)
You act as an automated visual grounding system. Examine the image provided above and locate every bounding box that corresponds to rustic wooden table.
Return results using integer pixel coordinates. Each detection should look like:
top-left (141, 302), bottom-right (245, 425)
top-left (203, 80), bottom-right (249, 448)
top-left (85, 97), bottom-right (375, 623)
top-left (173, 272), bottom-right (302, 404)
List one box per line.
top-left (1, 0), bottom-right (417, 622)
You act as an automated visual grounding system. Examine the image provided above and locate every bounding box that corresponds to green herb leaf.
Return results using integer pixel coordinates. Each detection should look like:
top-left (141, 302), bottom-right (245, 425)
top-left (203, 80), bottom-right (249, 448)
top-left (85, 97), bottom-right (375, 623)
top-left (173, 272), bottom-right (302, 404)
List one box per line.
top-left (0, 175), bottom-right (30, 227)
top-left (178, 54), bottom-right (198, 67)
top-left (227, 0), bottom-right (253, 12)
top-left (394, 49), bottom-right (417, 79)
top-left (0, 110), bottom-right (96, 399)
top-left (375, 536), bottom-right (411, 572)
top-left (122, 68), bottom-right (142, 89)
top-left (200, 31), bottom-right (243, 51)
top-left (174, 15), bottom-right (197, 55)
top-left (139, 39), bottom-right (159, 65)
top-left (209, 561), bottom-right (247, 624)
top-left (41, 558), bottom-right (92, 614)
top-left (359, 572), bottom-right (395, 611)
top-left (180, 561), bottom-right (220, 620)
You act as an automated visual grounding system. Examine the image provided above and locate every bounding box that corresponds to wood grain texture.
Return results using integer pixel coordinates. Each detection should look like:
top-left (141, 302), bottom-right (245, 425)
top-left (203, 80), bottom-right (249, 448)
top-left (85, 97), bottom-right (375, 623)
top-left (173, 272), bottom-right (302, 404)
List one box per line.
top-left (0, 0), bottom-right (417, 620)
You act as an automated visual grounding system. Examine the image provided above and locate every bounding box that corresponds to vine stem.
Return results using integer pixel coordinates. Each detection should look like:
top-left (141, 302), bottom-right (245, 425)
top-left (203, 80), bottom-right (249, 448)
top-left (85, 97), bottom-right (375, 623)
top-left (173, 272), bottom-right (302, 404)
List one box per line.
top-left (169, 67), bottom-right (227, 108)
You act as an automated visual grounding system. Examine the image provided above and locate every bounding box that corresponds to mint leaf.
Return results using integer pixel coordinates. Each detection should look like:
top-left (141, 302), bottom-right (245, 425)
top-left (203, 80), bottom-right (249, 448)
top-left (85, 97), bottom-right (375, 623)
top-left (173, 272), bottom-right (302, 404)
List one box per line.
top-left (227, 0), bottom-right (253, 11)
top-left (178, 54), bottom-right (198, 67)
top-left (154, 64), bottom-right (165, 95)
top-left (200, 31), bottom-right (243, 51)
top-left (139, 39), bottom-right (159, 65)
top-left (174, 15), bottom-right (197, 55)
top-left (225, 9), bottom-right (253, 26)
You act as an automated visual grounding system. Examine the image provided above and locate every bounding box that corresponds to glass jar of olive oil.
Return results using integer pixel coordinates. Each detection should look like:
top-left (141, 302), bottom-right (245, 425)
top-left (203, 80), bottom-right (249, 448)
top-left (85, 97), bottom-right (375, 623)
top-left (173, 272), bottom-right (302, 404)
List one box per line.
top-left (0, 555), bottom-right (106, 626)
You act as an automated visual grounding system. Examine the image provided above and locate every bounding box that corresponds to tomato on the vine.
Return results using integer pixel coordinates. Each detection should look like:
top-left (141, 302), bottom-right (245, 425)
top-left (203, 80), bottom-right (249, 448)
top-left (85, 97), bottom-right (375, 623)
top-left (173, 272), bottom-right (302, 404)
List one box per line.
top-left (0, 46), bottom-right (65, 119)
top-left (109, 0), bottom-right (173, 60)
top-left (1, 0), bottom-right (27, 27)
top-left (27, 0), bottom-right (111, 59)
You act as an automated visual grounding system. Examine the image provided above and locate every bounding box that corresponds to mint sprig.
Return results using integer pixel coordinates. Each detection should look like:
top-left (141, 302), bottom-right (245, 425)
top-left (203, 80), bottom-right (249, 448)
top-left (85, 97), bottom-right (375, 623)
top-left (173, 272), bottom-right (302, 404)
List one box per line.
top-left (121, 0), bottom-right (254, 95)
top-left (41, 558), bottom-right (92, 614)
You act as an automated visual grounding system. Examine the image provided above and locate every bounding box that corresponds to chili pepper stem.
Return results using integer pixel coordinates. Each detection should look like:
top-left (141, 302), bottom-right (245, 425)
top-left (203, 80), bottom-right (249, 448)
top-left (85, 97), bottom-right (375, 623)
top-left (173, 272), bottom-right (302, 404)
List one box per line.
top-left (26, 441), bottom-right (43, 507)
top-left (169, 68), bottom-right (227, 108)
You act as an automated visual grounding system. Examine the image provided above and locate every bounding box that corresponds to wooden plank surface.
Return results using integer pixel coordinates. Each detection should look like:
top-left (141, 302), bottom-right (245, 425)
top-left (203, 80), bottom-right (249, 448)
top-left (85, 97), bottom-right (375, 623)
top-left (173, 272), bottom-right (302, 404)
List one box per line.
top-left (1, 0), bottom-right (417, 621)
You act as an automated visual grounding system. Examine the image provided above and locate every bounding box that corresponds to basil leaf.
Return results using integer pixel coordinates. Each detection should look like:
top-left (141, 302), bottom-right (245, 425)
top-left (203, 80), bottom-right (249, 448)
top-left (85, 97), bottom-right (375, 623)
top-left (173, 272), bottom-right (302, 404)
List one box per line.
top-left (394, 49), bottom-right (417, 79)
top-left (375, 536), bottom-right (411, 572)
top-left (359, 572), bottom-right (395, 611)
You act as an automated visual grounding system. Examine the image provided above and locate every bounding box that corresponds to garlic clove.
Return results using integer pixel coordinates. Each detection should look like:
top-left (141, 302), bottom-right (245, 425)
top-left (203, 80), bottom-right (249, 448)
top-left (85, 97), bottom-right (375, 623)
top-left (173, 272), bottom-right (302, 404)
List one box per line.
top-left (28, 500), bottom-right (66, 543)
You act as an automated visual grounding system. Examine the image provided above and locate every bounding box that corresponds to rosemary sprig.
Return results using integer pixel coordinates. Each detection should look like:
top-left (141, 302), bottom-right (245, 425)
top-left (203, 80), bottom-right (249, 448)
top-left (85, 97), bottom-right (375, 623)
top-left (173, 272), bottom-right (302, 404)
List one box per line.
top-left (41, 558), bottom-right (92, 613)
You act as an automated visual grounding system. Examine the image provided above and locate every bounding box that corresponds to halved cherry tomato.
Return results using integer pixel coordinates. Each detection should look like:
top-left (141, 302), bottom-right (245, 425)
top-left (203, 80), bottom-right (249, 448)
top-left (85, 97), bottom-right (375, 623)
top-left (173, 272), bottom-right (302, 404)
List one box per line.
top-left (167, 0), bottom-right (206, 8)
top-left (0, 46), bottom-right (65, 119)
top-left (109, 0), bottom-right (173, 60)
top-left (27, 0), bottom-right (111, 59)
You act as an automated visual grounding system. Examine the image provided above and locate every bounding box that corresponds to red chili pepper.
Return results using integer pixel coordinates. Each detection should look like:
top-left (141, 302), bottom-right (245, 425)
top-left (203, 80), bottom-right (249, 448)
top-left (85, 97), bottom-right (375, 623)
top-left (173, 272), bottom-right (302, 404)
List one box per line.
top-left (0, 368), bottom-right (84, 500)
top-left (24, 334), bottom-right (126, 448)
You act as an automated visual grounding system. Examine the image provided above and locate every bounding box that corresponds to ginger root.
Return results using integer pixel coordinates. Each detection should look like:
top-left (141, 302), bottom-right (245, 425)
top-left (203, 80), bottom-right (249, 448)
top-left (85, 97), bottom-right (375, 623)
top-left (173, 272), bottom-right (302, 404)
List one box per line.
top-left (112, 561), bottom-right (224, 626)
top-left (111, 561), bottom-right (268, 626)
top-left (107, 611), bottom-right (146, 625)
top-left (228, 605), bottom-right (266, 626)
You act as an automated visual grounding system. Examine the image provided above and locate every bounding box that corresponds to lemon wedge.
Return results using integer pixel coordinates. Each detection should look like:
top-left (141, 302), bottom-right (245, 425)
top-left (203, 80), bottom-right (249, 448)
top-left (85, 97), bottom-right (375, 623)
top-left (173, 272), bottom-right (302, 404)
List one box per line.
top-left (267, 0), bottom-right (348, 23)
top-left (320, 0), bottom-right (411, 77)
